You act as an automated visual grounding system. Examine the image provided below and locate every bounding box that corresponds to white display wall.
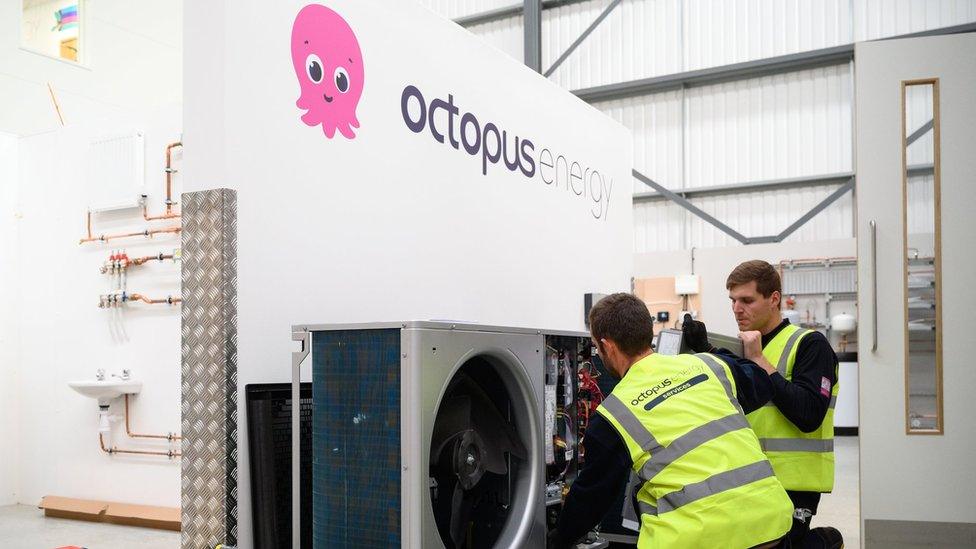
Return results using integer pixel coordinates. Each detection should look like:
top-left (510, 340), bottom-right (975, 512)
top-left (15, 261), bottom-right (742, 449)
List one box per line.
top-left (183, 2), bottom-right (633, 545)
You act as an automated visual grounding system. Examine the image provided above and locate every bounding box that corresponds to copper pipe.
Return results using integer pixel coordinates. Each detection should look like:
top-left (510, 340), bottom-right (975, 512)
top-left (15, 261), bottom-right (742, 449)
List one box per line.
top-left (80, 226), bottom-right (181, 245)
top-left (143, 202), bottom-right (181, 221)
top-left (164, 142), bottom-right (182, 215)
top-left (47, 83), bottom-right (65, 126)
top-left (99, 433), bottom-right (181, 458)
top-left (130, 253), bottom-right (175, 266)
top-left (136, 141), bottom-right (184, 221)
top-left (128, 293), bottom-right (181, 305)
top-left (124, 395), bottom-right (182, 441)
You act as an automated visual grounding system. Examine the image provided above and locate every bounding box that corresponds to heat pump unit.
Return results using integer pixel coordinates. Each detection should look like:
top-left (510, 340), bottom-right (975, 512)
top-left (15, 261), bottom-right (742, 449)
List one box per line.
top-left (291, 321), bottom-right (599, 549)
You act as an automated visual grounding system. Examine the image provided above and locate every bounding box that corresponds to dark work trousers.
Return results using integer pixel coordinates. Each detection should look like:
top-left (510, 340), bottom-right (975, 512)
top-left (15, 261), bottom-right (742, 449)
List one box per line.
top-left (787, 491), bottom-right (824, 548)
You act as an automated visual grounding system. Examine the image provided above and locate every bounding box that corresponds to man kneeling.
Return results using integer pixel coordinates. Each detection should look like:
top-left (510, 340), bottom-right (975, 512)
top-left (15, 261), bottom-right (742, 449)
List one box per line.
top-left (550, 293), bottom-right (793, 549)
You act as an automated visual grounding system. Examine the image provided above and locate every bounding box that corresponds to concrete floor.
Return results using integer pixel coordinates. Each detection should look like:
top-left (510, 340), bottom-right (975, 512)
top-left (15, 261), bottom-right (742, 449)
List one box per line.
top-left (0, 437), bottom-right (861, 548)
top-left (815, 435), bottom-right (861, 548)
top-left (0, 504), bottom-right (180, 549)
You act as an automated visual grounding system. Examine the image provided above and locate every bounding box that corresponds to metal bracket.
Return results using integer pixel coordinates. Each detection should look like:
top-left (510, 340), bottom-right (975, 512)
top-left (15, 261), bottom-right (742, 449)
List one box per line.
top-left (907, 119), bottom-right (934, 146)
top-left (524, 0), bottom-right (542, 72)
top-left (543, 0), bottom-right (623, 77)
top-left (634, 169), bottom-right (855, 245)
top-left (291, 328), bottom-right (310, 549)
top-left (633, 170), bottom-right (751, 244)
top-left (454, 0), bottom-right (590, 28)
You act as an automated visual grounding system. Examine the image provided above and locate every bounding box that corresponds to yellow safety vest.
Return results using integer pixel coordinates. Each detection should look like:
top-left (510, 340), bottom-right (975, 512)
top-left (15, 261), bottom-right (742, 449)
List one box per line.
top-left (746, 323), bottom-right (837, 493)
top-left (597, 352), bottom-right (793, 549)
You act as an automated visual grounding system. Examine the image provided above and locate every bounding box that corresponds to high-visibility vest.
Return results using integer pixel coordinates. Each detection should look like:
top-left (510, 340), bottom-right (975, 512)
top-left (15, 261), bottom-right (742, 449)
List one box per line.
top-left (746, 323), bottom-right (837, 493)
top-left (597, 352), bottom-right (793, 549)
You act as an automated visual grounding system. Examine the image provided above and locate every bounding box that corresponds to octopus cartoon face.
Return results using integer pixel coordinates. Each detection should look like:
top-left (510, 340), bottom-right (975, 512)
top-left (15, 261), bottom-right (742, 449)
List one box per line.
top-left (291, 4), bottom-right (364, 139)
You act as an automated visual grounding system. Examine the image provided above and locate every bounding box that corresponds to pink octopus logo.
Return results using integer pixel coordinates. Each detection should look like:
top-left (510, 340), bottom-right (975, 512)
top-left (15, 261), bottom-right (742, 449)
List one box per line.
top-left (291, 4), bottom-right (364, 139)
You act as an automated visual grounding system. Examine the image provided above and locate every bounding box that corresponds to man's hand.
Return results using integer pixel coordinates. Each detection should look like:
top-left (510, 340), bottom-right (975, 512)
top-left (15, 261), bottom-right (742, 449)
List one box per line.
top-left (682, 314), bottom-right (714, 353)
top-left (739, 330), bottom-right (776, 375)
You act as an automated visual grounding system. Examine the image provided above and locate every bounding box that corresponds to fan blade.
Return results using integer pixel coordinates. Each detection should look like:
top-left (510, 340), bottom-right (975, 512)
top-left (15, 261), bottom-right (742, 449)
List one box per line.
top-left (449, 482), bottom-right (475, 549)
top-left (430, 395), bottom-right (473, 461)
top-left (463, 380), bottom-right (527, 474)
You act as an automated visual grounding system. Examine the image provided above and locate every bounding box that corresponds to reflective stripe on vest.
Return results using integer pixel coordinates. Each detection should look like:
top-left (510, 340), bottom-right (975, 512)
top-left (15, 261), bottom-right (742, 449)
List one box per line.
top-left (635, 461), bottom-right (778, 516)
top-left (640, 413), bottom-right (750, 480)
top-left (775, 327), bottom-right (808, 376)
top-left (597, 353), bottom-right (794, 548)
top-left (657, 460), bottom-right (777, 515)
top-left (748, 324), bottom-right (837, 493)
top-left (696, 353), bottom-right (744, 415)
top-left (601, 394), bottom-right (663, 454)
top-left (760, 438), bottom-right (834, 452)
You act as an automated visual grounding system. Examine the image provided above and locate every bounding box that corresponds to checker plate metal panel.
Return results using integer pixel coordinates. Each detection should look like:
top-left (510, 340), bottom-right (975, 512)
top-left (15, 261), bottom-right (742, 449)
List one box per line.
top-left (181, 189), bottom-right (239, 548)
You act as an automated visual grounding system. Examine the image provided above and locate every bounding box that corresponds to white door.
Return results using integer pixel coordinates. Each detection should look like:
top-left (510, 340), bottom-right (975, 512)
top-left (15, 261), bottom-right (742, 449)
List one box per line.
top-left (856, 33), bottom-right (976, 547)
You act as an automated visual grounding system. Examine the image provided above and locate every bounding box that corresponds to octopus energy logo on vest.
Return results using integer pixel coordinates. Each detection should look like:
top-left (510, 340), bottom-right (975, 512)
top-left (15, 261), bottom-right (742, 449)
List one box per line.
top-left (400, 85), bottom-right (614, 220)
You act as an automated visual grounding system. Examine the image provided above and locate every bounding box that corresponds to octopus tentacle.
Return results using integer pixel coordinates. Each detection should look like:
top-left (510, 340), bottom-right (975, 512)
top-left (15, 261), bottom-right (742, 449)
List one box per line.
top-left (337, 123), bottom-right (356, 139)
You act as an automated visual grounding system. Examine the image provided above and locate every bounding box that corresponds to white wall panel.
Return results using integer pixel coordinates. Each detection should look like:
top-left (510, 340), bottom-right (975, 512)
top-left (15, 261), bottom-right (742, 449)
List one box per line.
top-left (632, 182), bottom-right (854, 253)
top-left (416, 0), bottom-right (518, 20)
top-left (595, 91), bottom-right (683, 194)
top-left (633, 199), bottom-right (687, 253)
top-left (16, 105), bottom-right (183, 509)
top-left (685, 183), bottom-right (854, 249)
top-left (684, 0), bottom-right (851, 71)
top-left (854, 0), bottom-right (976, 41)
top-left (0, 0), bottom-right (182, 137)
top-left (544, 0), bottom-right (682, 89)
top-left (0, 133), bottom-right (20, 505)
top-left (685, 63), bottom-right (853, 187)
top-left (469, 16), bottom-right (525, 61)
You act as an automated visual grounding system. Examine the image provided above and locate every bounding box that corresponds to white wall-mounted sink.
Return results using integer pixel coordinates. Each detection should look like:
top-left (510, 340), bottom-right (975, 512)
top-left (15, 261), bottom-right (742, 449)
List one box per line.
top-left (68, 379), bottom-right (142, 406)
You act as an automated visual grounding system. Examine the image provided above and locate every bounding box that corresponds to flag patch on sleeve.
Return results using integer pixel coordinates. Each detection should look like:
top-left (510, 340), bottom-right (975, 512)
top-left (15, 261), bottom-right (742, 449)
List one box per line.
top-left (821, 377), bottom-right (832, 397)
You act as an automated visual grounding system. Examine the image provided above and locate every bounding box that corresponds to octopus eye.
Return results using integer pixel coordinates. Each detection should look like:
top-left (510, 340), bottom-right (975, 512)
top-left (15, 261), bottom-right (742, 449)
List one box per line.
top-left (305, 54), bottom-right (323, 83)
top-left (334, 67), bottom-right (350, 93)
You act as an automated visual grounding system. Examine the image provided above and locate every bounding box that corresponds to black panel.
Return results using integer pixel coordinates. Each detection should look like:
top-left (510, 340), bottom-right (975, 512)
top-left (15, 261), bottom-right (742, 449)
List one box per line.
top-left (245, 383), bottom-right (312, 549)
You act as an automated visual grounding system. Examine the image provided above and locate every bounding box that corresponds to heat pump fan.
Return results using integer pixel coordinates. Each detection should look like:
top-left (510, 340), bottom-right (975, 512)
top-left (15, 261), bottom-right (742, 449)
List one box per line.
top-left (302, 321), bottom-right (594, 548)
top-left (430, 365), bottom-right (528, 548)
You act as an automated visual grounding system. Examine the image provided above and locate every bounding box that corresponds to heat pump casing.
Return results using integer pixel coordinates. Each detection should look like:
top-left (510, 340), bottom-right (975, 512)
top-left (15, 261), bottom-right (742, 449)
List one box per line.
top-left (304, 321), bottom-right (587, 549)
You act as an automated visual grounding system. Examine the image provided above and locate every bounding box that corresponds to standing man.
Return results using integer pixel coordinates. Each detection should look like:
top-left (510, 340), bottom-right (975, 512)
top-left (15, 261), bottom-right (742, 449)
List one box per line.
top-left (550, 293), bottom-right (794, 549)
top-left (683, 260), bottom-right (843, 549)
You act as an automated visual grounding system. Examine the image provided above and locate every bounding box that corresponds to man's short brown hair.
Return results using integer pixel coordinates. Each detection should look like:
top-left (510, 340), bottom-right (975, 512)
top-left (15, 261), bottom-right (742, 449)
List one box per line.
top-left (726, 260), bottom-right (782, 298)
top-left (588, 293), bottom-right (654, 356)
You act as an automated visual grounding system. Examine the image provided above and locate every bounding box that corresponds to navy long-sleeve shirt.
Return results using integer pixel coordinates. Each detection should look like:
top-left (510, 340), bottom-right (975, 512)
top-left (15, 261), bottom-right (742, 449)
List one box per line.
top-left (551, 351), bottom-right (774, 548)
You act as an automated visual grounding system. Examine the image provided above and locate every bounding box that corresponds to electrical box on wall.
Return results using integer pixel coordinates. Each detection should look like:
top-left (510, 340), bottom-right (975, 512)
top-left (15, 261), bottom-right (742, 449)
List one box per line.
top-left (634, 277), bottom-right (703, 330)
top-left (674, 274), bottom-right (700, 295)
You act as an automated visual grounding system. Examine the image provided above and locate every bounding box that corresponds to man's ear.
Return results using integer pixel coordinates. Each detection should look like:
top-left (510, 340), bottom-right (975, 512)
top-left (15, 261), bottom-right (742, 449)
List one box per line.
top-left (770, 290), bottom-right (781, 310)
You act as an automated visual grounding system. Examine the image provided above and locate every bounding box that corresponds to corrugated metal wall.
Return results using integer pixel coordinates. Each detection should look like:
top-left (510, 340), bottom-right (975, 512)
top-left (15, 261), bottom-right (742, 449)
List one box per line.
top-left (469, 18), bottom-right (525, 61)
top-left (426, 0), bottom-right (975, 84)
top-left (418, 0), bottom-right (975, 252)
top-left (854, 0), bottom-right (976, 40)
top-left (683, 64), bottom-right (852, 188)
top-left (543, 0), bottom-right (682, 89)
top-left (683, 0), bottom-right (851, 71)
top-left (417, 0), bottom-right (518, 19)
